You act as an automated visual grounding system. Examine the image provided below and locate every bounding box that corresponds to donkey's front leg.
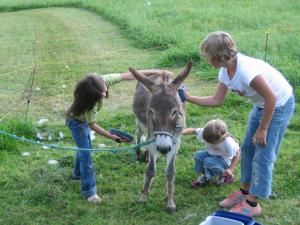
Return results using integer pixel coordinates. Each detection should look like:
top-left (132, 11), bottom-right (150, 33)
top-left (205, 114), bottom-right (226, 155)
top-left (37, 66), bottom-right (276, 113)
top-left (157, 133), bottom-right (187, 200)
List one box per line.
top-left (165, 153), bottom-right (176, 214)
top-left (135, 124), bottom-right (143, 160)
top-left (138, 152), bottom-right (156, 203)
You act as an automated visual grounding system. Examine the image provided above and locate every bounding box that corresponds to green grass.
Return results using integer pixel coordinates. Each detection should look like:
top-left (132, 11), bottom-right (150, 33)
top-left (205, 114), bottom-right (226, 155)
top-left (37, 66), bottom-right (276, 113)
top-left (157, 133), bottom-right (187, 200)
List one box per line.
top-left (0, 0), bottom-right (299, 81)
top-left (0, 3), bottom-right (299, 225)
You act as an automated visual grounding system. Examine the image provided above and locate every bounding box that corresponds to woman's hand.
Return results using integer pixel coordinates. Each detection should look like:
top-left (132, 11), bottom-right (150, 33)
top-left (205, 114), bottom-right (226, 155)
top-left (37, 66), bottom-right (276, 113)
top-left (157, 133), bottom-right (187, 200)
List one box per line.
top-left (183, 91), bottom-right (191, 101)
top-left (252, 128), bottom-right (267, 146)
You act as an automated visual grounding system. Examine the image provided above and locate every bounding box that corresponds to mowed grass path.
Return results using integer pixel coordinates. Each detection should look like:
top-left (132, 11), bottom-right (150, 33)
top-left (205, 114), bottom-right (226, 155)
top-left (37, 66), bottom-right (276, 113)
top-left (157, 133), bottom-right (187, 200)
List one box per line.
top-left (0, 7), bottom-right (161, 122)
top-left (0, 8), bottom-right (299, 225)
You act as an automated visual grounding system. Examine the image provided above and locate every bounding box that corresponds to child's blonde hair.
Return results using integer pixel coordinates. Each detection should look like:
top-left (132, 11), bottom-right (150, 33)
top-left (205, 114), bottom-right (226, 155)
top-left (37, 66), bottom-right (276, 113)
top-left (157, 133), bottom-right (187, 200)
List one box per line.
top-left (200, 31), bottom-right (237, 63)
top-left (203, 119), bottom-right (228, 144)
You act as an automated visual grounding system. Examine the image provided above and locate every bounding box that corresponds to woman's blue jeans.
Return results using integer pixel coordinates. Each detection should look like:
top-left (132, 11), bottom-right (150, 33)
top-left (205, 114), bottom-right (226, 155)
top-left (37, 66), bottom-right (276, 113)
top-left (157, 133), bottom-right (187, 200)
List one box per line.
top-left (194, 150), bottom-right (229, 180)
top-left (66, 118), bottom-right (96, 198)
top-left (241, 95), bottom-right (295, 198)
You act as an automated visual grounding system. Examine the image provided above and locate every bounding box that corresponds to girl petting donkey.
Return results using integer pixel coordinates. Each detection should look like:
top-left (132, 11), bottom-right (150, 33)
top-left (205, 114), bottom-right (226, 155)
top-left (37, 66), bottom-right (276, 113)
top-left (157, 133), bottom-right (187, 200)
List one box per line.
top-left (66, 69), bottom-right (172, 203)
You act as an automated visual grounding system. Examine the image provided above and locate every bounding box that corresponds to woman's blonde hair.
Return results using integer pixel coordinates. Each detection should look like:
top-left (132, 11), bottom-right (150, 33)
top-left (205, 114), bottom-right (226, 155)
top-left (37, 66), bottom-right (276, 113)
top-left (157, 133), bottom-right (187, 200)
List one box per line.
top-left (200, 31), bottom-right (237, 63)
top-left (203, 119), bottom-right (228, 144)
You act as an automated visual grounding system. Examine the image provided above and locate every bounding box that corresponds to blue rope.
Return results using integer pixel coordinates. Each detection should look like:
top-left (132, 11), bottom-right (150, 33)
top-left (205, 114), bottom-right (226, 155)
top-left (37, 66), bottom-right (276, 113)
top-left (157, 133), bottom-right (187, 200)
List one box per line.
top-left (0, 130), bottom-right (153, 153)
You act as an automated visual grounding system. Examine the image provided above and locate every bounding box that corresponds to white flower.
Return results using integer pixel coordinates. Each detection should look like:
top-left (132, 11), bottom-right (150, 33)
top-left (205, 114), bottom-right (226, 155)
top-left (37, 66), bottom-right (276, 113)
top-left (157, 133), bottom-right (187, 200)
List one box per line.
top-left (22, 152), bottom-right (30, 157)
top-left (90, 130), bottom-right (96, 141)
top-left (36, 132), bottom-right (44, 140)
top-left (48, 159), bottom-right (58, 165)
top-left (48, 134), bottom-right (52, 141)
top-left (59, 132), bottom-right (64, 139)
top-left (37, 118), bottom-right (48, 126)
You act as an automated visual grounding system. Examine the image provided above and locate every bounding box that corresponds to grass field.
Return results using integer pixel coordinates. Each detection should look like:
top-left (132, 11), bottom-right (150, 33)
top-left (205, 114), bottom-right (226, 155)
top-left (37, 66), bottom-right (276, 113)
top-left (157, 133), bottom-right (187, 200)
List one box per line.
top-left (0, 1), bottom-right (299, 225)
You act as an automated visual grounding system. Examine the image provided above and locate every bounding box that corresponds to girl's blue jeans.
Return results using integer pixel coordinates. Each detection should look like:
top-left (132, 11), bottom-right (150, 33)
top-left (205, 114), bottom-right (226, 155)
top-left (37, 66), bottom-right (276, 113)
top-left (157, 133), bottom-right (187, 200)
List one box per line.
top-left (194, 150), bottom-right (229, 180)
top-left (66, 118), bottom-right (96, 198)
top-left (241, 95), bottom-right (295, 198)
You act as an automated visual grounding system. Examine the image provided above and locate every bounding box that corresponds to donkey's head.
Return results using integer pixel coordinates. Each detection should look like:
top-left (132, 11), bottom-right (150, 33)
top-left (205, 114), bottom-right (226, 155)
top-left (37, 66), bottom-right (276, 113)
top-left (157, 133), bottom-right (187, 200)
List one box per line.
top-left (130, 61), bottom-right (192, 154)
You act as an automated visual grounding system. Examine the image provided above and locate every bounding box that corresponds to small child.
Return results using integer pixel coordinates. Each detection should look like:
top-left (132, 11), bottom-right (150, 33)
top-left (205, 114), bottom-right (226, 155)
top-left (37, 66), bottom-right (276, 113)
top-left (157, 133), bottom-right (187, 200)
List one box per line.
top-left (182, 119), bottom-right (240, 187)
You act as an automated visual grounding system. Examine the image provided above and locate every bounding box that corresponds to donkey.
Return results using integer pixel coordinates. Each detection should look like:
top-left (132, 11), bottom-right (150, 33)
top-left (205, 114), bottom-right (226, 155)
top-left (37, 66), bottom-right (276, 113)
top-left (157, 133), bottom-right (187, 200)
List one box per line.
top-left (129, 61), bottom-right (192, 213)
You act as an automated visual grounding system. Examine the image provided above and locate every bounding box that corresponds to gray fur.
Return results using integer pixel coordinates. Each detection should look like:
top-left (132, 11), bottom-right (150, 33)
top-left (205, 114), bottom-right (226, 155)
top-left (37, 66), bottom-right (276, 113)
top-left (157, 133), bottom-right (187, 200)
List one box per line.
top-left (130, 61), bottom-right (192, 213)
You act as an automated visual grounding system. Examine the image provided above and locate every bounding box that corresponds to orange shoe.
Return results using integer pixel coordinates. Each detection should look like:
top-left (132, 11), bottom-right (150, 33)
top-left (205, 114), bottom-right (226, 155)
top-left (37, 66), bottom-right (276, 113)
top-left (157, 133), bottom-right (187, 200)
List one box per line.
top-left (229, 200), bottom-right (262, 217)
top-left (219, 190), bottom-right (245, 208)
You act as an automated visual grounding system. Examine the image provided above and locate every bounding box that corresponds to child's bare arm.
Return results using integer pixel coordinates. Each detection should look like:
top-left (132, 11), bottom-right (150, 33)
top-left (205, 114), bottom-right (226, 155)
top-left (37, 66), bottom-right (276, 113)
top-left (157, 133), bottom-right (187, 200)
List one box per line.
top-left (121, 69), bottom-right (174, 80)
top-left (182, 128), bottom-right (197, 135)
top-left (89, 122), bottom-right (120, 141)
top-left (185, 82), bottom-right (229, 107)
top-left (250, 75), bottom-right (276, 146)
top-left (224, 150), bottom-right (241, 176)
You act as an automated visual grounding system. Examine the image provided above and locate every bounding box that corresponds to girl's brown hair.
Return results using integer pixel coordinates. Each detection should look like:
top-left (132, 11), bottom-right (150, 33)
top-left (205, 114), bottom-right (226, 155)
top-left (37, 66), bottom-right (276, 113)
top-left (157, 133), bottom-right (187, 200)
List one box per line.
top-left (200, 31), bottom-right (237, 63)
top-left (203, 119), bottom-right (227, 144)
top-left (67, 74), bottom-right (106, 117)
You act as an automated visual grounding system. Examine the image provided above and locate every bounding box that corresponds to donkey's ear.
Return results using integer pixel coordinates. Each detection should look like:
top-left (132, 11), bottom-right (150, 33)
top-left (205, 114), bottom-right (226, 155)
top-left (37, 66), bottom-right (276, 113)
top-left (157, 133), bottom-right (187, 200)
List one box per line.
top-left (171, 60), bottom-right (193, 89)
top-left (129, 67), bottom-right (155, 92)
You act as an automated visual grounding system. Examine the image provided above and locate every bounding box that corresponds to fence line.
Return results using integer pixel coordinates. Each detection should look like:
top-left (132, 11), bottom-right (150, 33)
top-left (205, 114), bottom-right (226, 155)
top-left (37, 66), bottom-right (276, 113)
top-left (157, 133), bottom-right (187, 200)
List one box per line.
top-left (0, 129), bottom-right (152, 154)
top-left (0, 101), bottom-right (28, 122)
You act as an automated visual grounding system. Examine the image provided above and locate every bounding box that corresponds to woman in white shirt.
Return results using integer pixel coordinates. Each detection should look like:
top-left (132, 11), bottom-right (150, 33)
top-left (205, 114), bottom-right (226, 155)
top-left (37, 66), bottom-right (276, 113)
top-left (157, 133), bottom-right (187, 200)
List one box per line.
top-left (184, 31), bottom-right (295, 217)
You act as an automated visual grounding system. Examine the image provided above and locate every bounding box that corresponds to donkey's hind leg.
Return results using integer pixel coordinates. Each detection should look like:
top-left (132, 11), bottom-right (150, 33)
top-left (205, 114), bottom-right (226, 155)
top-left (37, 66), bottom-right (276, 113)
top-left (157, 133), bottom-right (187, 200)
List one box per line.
top-left (165, 152), bottom-right (177, 214)
top-left (138, 151), bottom-right (157, 203)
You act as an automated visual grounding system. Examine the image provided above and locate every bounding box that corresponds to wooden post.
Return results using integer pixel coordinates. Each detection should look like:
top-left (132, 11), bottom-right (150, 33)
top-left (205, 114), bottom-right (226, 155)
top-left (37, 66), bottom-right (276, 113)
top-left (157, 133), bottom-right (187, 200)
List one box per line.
top-left (264, 31), bottom-right (269, 61)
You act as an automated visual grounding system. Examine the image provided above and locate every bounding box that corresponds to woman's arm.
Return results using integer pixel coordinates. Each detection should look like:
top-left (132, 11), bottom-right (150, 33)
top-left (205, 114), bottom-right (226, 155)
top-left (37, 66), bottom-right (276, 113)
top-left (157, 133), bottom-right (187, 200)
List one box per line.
top-left (185, 82), bottom-right (229, 107)
top-left (250, 75), bottom-right (276, 146)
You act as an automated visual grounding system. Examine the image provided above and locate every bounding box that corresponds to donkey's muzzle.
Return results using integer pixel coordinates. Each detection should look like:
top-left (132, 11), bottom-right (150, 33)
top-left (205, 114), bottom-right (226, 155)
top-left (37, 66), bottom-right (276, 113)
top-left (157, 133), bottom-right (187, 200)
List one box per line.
top-left (157, 145), bottom-right (171, 154)
top-left (154, 132), bottom-right (173, 155)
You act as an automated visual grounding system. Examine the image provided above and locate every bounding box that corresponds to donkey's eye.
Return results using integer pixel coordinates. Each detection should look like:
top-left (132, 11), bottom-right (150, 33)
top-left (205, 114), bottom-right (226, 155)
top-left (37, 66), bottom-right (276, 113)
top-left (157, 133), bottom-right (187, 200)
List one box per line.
top-left (172, 109), bottom-right (178, 118)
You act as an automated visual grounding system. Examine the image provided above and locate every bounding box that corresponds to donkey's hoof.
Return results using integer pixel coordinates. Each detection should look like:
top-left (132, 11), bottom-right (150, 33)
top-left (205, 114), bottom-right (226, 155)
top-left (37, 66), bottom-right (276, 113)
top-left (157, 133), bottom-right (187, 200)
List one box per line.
top-left (138, 194), bottom-right (147, 204)
top-left (166, 206), bottom-right (176, 214)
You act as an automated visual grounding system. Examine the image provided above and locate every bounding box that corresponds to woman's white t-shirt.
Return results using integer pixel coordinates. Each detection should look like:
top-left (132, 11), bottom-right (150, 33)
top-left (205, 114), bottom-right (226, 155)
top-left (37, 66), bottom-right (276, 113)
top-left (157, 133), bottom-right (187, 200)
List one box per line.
top-left (218, 53), bottom-right (292, 107)
top-left (196, 128), bottom-right (240, 165)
